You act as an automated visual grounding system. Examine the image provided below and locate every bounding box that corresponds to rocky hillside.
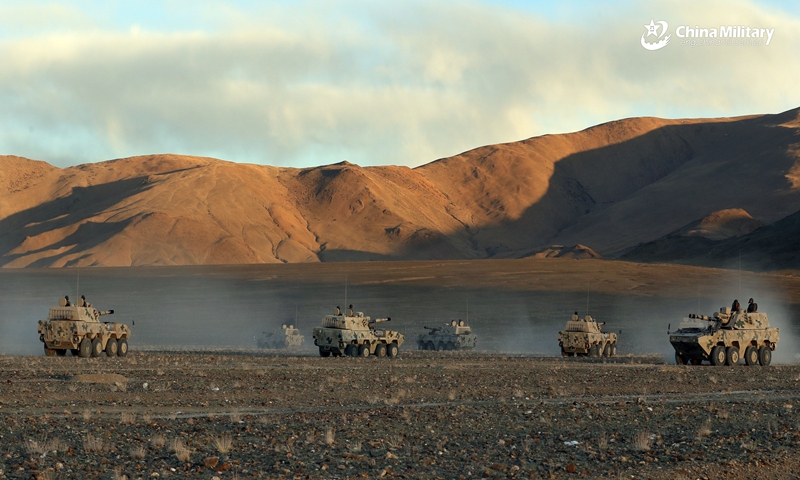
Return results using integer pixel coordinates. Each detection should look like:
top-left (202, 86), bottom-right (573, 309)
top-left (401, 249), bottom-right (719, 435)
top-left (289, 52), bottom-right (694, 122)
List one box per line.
top-left (2, 107), bottom-right (799, 268)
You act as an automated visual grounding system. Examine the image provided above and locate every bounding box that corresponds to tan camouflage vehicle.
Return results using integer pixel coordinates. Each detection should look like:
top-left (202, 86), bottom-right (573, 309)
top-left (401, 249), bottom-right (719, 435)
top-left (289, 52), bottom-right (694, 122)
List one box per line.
top-left (257, 324), bottom-right (304, 349)
top-left (669, 306), bottom-right (779, 366)
top-left (558, 313), bottom-right (618, 357)
top-left (37, 296), bottom-right (131, 358)
top-left (417, 320), bottom-right (477, 351)
top-left (312, 307), bottom-right (403, 358)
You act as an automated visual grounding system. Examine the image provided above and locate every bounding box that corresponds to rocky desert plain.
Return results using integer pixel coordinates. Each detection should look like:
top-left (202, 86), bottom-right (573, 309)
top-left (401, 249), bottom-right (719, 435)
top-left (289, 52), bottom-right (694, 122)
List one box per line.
top-left (2, 109), bottom-right (800, 479)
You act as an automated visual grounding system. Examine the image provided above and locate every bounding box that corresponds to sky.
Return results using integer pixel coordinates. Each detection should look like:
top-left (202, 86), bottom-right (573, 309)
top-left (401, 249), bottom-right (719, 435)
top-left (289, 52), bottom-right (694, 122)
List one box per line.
top-left (1, 0), bottom-right (799, 168)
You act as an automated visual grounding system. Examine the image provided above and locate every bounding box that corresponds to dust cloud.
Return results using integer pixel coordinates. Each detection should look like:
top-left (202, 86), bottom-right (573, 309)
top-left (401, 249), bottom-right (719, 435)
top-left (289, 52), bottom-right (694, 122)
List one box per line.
top-left (1, 265), bottom-right (797, 362)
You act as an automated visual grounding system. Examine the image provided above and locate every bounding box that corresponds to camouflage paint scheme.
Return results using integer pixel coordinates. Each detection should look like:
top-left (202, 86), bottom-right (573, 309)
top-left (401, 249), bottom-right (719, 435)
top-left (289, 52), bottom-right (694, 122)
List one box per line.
top-left (558, 314), bottom-right (618, 357)
top-left (417, 320), bottom-right (477, 350)
top-left (670, 307), bottom-right (779, 366)
top-left (257, 324), bottom-right (304, 349)
top-left (37, 297), bottom-right (131, 357)
top-left (312, 310), bottom-right (404, 357)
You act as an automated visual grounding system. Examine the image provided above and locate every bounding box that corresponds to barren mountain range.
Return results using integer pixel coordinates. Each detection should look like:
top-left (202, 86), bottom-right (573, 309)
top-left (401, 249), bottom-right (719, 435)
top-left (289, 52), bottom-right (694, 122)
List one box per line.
top-left (2, 107), bottom-right (799, 269)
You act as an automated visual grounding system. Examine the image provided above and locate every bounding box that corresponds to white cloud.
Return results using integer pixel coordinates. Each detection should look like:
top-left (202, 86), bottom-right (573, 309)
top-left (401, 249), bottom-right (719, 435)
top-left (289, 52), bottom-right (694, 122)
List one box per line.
top-left (0, 0), bottom-right (798, 168)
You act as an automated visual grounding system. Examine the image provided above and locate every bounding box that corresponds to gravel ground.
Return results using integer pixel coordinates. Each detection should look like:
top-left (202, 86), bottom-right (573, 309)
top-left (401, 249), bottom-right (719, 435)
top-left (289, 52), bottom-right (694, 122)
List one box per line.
top-left (2, 351), bottom-right (800, 479)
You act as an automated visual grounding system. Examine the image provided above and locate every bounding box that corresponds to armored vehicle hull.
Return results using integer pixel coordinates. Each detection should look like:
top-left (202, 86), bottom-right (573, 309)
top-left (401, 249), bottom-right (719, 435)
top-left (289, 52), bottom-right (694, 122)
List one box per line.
top-left (417, 320), bottom-right (477, 351)
top-left (558, 314), bottom-right (617, 357)
top-left (313, 310), bottom-right (404, 358)
top-left (670, 307), bottom-right (779, 366)
top-left (257, 324), bottom-right (304, 349)
top-left (37, 297), bottom-right (131, 358)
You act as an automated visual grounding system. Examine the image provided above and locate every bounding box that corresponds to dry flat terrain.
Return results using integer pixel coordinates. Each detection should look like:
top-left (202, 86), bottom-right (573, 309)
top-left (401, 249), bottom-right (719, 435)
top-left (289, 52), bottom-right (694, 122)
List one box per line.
top-left (1, 258), bottom-right (799, 478)
top-left (2, 352), bottom-right (800, 479)
top-left (2, 108), bottom-right (800, 268)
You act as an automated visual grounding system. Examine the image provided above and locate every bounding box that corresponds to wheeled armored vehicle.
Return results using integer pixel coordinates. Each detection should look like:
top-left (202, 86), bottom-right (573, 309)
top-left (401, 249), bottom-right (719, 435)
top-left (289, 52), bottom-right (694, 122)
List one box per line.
top-left (38, 296), bottom-right (131, 357)
top-left (312, 307), bottom-right (404, 358)
top-left (558, 313), bottom-right (617, 357)
top-left (257, 324), bottom-right (304, 349)
top-left (669, 306), bottom-right (779, 366)
top-left (417, 320), bottom-right (477, 350)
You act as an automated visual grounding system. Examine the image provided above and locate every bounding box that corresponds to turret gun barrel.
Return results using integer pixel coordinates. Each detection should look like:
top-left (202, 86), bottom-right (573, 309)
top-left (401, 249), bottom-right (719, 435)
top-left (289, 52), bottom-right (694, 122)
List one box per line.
top-left (369, 317), bottom-right (391, 324)
top-left (688, 314), bottom-right (716, 321)
top-left (98, 310), bottom-right (114, 316)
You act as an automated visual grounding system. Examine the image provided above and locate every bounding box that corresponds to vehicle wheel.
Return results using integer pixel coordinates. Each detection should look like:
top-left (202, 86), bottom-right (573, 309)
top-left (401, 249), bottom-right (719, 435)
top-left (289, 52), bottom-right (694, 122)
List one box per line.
top-left (675, 351), bottom-right (687, 365)
top-left (375, 344), bottom-right (387, 357)
top-left (117, 338), bottom-right (129, 357)
top-left (344, 344), bottom-right (357, 357)
top-left (319, 348), bottom-right (331, 357)
top-left (44, 345), bottom-right (56, 356)
top-left (436, 342), bottom-right (445, 352)
top-left (744, 346), bottom-right (758, 366)
top-left (590, 345), bottom-right (601, 357)
top-left (603, 344), bottom-right (612, 357)
top-left (70, 349), bottom-right (80, 356)
top-left (710, 346), bottom-right (725, 366)
top-left (418, 343), bottom-right (424, 350)
top-left (426, 342), bottom-right (435, 351)
top-left (332, 348), bottom-right (342, 357)
top-left (446, 342), bottom-right (456, 351)
top-left (105, 338), bottom-right (119, 357)
top-left (358, 344), bottom-right (371, 357)
top-left (90, 338), bottom-right (103, 357)
top-left (387, 343), bottom-right (399, 358)
top-left (690, 358), bottom-right (702, 365)
top-left (56, 349), bottom-right (67, 356)
top-left (758, 346), bottom-right (772, 366)
top-left (725, 346), bottom-right (740, 366)
top-left (79, 338), bottom-right (92, 358)
top-left (611, 344), bottom-right (617, 356)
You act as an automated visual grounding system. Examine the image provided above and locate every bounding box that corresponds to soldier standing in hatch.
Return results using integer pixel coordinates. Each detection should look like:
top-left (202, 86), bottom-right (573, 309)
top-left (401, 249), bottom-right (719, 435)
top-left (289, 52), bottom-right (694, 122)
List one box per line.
top-left (335, 306), bottom-right (342, 316)
top-left (731, 299), bottom-right (741, 312)
top-left (63, 295), bottom-right (71, 306)
top-left (348, 304), bottom-right (354, 316)
top-left (747, 298), bottom-right (758, 313)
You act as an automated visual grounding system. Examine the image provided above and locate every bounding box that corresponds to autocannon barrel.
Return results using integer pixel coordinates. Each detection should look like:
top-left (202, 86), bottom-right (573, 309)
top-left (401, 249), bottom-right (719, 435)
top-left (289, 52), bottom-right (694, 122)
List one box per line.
top-left (98, 310), bottom-right (114, 316)
top-left (423, 326), bottom-right (439, 330)
top-left (688, 313), bottom-right (713, 321)
top-left (369, 317), bottom-right (391, 324)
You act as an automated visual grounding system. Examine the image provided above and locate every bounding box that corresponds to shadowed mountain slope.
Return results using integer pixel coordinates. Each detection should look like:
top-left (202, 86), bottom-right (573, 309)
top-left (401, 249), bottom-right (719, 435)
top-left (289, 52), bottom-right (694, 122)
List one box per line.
top-left (623, 208), bottom-right (800, 270)
top-left (2, 107), bottom-right (799, 268)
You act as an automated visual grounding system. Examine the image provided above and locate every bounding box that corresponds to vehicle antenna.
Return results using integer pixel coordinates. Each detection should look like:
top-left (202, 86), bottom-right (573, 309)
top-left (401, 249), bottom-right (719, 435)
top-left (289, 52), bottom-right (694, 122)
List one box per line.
top-left (466, 295), bottom-right (469, 324)
top-left (738, 249), bottom-right (742, 299)
top-left (344, 272), bottom-right (348, 314)
top-left (76, 268), bottom-right (80, 300)
top-left (586, 284), bottom-right (590, 316)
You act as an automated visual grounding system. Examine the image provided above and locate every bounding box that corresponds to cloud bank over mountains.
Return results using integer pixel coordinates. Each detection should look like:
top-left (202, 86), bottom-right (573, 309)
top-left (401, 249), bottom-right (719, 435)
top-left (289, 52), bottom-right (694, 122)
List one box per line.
top-left (0, 0), bottom-right (799, 168)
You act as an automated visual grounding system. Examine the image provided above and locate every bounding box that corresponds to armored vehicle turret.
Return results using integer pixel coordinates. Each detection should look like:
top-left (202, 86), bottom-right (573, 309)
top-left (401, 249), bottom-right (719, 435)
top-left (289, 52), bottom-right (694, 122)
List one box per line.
top-left (417, 320), bottom-right (477, 351)
top-left (257, 324), bottom-right (305, 349)
top-left (558, 313), bottom-right (617, 357)
top-left (312, 306), bottom-right (404, 358)
top-left (669, 306), bottom-right (779, 366)
top-left (37, 296), bottom-right (132, 358)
